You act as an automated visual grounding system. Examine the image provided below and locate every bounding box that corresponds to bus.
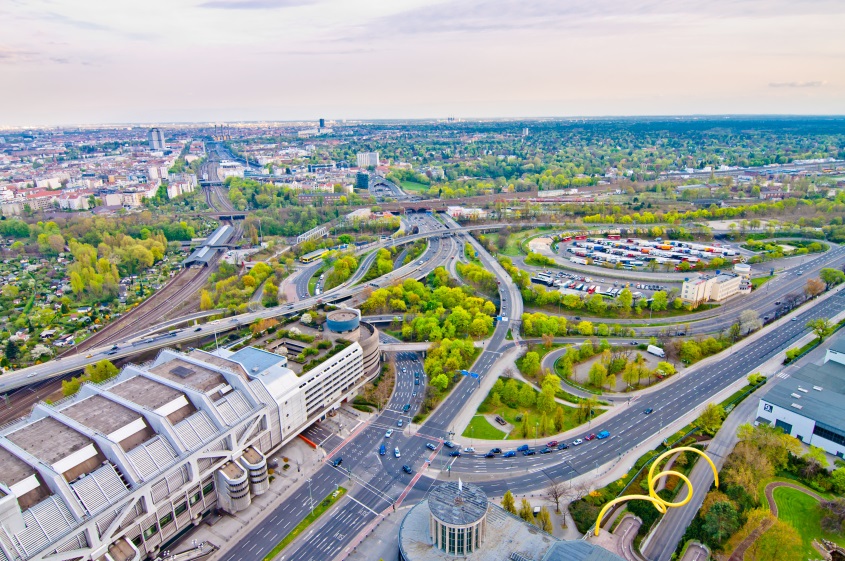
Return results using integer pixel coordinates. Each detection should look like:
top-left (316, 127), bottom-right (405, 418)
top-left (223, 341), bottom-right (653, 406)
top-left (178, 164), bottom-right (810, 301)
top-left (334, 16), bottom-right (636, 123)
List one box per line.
top-left (300, 248), bottom-right (328, 263)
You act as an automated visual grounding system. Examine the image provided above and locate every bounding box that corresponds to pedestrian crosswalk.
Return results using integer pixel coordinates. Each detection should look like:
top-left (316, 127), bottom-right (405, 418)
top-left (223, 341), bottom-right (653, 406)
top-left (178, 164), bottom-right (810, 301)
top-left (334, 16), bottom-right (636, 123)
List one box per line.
top-left (776, 372), bottom-right (790, 379)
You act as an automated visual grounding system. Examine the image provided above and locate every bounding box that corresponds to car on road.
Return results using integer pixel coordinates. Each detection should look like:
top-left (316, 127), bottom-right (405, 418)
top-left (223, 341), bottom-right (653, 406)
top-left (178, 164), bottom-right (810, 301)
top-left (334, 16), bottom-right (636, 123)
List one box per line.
top-left (630, 341), bottom-right (639, 346)
top-left (585, 433), bottom-right (596, 441)
top-left (331, 457), bottom-right (343, 467)
top-left (385, 429), bottom-right (393, 438)
top-left (194, 327), bottom-right (202, 332)
top-left (412, 391), bottom-right (417, 397)
top-left (522, 449), bottom-right (536, 456)
top-left (572, 439), bottom-right (584, 446)
top-left (517, 444), bottom-right (530, 452)
top-left (792, 317), bottom-right (798, 321)
top-left (379, 444), bottom-right (386, 455)
top-left (503, 451), bottom-right (517, 458)
top-left (464, 447), bottom-right (475, 453)
top-left (426, 443), bottom-right (437, 451)
top-left (444, 441), bottom-right (457, 448)
top-left (86, 354), bottom-right (93, 358)
top-left (402, 465), bottom-right (413, 474)
top-left (397, 420), bottom-right (403, 427)
top-left (484, 452), bottom-right (495, 458)
top-left (597, 430), bottom-right (610, 439)
top-left (546, 440), bottom-right (558, 447)
top-left (539, 447), bottom-right (552, 454)
top-left (449, 450), bottom-right (462, 457)
top-left (106, 350), bottom-right (118, 356)
top-left (490, 448), bottom-right (502, 454)
top-left (556, 442), bottom-right (569, 450)
top-left (644, 408), bottom-right (654, 415)
top-left (394, 447), bottom-right (401, 458)
top-left (403, 404), bottom-right (411, 412)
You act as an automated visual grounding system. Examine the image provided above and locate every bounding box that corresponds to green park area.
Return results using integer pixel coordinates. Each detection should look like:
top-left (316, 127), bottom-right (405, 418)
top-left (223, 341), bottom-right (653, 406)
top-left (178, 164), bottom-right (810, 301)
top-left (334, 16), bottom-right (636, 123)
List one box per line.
top-left (461, 376), bottom-right (598, 440)
top-left (761, 486), bottom-right (845, 560)
top-left (400, 180), bottom-right (431, 193)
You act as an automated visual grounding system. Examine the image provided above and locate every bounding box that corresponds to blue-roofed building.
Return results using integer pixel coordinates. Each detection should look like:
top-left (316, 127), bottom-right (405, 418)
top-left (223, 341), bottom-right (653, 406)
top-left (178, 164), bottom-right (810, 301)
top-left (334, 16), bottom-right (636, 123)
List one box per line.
top-left (229, 347), bottom-right (288, 374)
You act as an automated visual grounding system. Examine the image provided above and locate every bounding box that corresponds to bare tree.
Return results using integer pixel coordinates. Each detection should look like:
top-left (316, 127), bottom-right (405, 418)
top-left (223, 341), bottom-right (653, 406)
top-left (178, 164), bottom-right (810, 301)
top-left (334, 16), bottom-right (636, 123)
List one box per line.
top-left (545, 480), bottom-right (568, 513)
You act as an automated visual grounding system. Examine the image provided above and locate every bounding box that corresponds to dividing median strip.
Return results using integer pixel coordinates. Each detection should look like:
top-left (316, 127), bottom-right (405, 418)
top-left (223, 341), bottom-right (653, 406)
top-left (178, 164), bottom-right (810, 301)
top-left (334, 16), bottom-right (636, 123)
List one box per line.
top-left (261, 486), bottom-right (347, 561)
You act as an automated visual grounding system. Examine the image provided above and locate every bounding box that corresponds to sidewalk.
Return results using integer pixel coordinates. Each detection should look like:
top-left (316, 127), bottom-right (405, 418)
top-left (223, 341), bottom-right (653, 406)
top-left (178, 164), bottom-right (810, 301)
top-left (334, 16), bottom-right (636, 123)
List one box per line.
top-left (180, 437), bottom-right (326, 561)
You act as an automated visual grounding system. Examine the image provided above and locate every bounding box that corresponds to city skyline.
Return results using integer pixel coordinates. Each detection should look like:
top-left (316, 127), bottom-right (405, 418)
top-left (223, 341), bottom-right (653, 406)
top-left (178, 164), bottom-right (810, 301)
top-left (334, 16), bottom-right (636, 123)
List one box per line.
top-left (2, 0), bottom-right (844, 126)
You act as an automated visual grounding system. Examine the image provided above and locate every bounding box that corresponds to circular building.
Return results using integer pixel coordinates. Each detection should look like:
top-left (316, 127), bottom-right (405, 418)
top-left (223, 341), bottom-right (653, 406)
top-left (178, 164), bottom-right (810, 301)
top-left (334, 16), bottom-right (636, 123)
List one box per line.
top-left (733, 263), bottom-right (751, 279)
top-left (427, 481), bottom-right (488, 556)
top-left (326, 309), bottom-right (360, 333)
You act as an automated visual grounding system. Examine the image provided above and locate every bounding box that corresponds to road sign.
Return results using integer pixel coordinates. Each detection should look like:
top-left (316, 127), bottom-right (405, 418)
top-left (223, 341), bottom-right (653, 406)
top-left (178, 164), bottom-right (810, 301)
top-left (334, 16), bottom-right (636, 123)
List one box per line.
top-left (459, 369), bottom-right (470, 376)
top-left (470, 372), bottom-right (480, 379)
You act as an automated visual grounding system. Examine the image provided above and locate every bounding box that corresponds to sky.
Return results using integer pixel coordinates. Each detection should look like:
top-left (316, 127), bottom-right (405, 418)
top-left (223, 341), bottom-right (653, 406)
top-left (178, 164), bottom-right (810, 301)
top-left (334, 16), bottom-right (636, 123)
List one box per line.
top-left (1, 0), bottom-right (844, 126)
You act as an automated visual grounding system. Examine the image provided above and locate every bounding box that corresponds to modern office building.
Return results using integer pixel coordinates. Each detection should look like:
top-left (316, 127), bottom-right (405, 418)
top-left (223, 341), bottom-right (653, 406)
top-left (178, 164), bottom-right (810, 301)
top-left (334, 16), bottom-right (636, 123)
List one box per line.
top-left (755, 339), bottom-right (845, 458)
top-left (319, 118), bottom-right (325, 128)
top-left (147, 129), bottom-right (165, 151)
top-left (356, 152), bottom-right (379, 168)
top-left (0, 324), bottom-right (378, 560)
top-left (681, 273), bottom-right (741, 306)
top-left (399, 481), bottom-right (624, 561)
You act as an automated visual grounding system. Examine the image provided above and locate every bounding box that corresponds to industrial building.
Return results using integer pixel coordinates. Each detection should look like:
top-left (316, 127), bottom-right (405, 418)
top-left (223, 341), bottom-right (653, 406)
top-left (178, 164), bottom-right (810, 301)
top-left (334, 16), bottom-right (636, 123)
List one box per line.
top-left (0, 312), bottom-right (379, 561)
top-left (755, 339), bottom-right (845, 458)
top-left (399, 481), bottom-right (623, 561)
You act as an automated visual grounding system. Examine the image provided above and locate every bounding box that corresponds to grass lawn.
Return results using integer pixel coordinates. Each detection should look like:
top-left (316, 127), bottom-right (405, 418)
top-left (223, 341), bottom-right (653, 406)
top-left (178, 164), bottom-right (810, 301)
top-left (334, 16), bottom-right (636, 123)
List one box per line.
top-left (400, 180), bottom-right (430, 193)
top-left (750, 275), bottom-right (774, 289)
top-left (487, 229), bottom-right (536, 257)
top-left (461, 415), bottom-right (507, 439)
top-left (767, 486), bottom-right (845, 559)
top-left (262, 486), bottom-right (346, 560)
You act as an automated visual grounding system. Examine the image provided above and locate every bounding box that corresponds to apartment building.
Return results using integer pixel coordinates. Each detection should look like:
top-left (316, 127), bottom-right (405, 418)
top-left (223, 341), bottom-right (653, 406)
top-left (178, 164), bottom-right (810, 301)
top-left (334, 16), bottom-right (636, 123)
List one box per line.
top-left (681, 273), bottom-right (742, 307)
top-left (0, 326), bottom-right (378, 560)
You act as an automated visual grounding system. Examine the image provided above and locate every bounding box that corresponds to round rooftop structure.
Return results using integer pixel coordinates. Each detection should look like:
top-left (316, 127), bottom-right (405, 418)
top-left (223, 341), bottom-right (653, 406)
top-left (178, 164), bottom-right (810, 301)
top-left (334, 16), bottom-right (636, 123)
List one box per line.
top-left (326, 309), bottom-right (360, 333)
top-left (427, 481), bottom-right (489, 556)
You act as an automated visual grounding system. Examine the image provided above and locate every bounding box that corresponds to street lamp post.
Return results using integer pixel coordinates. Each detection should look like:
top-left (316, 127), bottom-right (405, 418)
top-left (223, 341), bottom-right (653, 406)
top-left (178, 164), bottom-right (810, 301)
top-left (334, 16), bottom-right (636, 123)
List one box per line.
top-left (307, 478), bottom-right (314, 516)
top-left (534, 422), bottom-right (538, 448)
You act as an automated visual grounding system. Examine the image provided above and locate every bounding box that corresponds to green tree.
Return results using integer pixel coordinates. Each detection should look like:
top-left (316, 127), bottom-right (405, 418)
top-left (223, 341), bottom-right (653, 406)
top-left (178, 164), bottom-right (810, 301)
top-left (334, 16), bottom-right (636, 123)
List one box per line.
top-left (588, 362), bottom-right (607, 388)
top-left (702, 501), bottom-right (740, 545)
top-left (490, 392), bottom-right (502, 409)
top-left (521, 351), bottom-right (541, 378)
top-left (84, 359), bottom-right (119, 383)
top-left (650, 291), bottom-right (668, 312)
top-left (830, 467), bottom-right (845, 495)
top-left (577, 321), bottom-right (594, 336)
top-left (4, 340), bottom-right (19, 362)
top-left (807, 318), bottom-right (833, 341)
top-left (553, 406), bottom-right (566, 432)
top-left (502, 379), bottom-right (520, 406)
top-left (696, 403), bottom-right (726, 436)
top-left (536, 507), bottom-right (553, 532)
top-left (430, 373), bottom-right (449, 391)
top-left (518, 384), bottom-right (536, 408)
top-left (502, 491), bottom-right (516, 514)
top-left (518, 499), bottom-right (534, 522)
top-left (820, 267), bottom-right (845, 288)
top-left (617, 288), bottom-right (633, 312)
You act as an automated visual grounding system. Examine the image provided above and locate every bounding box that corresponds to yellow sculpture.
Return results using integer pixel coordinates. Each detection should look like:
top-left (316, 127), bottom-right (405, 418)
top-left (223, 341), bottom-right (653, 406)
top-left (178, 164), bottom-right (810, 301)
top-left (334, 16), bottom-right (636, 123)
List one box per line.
top-left (594, 446), bottom-right (718, 535)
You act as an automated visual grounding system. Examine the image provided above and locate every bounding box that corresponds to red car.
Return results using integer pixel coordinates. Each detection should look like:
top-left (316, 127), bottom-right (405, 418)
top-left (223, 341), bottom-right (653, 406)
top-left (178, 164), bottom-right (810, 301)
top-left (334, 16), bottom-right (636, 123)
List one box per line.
top-left (585, 434), bottom-right (596, 441)
top-left (546, 440), bottom-right (558, 447)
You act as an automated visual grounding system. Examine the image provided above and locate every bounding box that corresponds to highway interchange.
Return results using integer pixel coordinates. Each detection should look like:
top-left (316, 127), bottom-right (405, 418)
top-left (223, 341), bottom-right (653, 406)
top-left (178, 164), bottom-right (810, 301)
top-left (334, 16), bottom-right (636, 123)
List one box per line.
top-left (3, 205), bottom-right (844, 560)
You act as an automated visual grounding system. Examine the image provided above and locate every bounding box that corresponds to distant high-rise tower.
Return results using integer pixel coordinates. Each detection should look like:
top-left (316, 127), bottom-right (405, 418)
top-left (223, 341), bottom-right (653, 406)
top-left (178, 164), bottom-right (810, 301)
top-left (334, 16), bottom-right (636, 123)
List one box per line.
top-left (147, 128), bottom-right (165, 150)
top-left (319, 118), bottom-right (325, 128)
top-left (356, 152), bottom-right (379, 168)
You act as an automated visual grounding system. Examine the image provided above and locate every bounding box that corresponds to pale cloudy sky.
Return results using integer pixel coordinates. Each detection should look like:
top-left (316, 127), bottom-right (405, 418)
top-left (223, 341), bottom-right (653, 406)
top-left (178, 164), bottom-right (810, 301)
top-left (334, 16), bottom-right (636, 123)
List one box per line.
top-left (1, 0), bottom-right (843, 126)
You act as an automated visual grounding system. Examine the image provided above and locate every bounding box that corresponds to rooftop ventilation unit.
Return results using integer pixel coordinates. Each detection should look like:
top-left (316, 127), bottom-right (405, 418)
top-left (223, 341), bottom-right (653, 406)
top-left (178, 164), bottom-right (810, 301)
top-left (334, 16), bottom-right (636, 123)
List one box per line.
top-left (798, 387), bottom-right (809, 393)
top-left (791, 403), bottom-right (803, 410)
top-left (791, 393), bottom-right (801, 399)
top-left (813, 386), bottom-right (823, 391)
